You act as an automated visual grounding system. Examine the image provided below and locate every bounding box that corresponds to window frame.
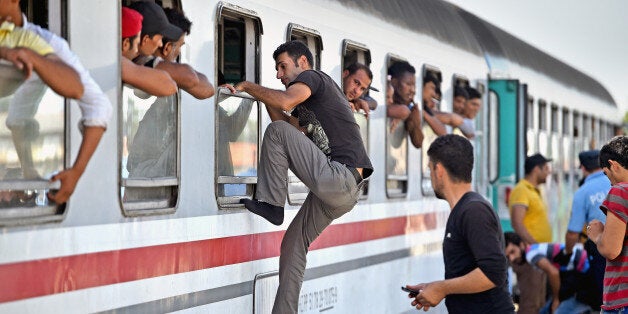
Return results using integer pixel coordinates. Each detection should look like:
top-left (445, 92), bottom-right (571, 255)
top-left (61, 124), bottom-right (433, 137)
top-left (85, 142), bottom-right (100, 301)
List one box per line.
top-left (118, 0), bottom-right (185, 216)
top-left (215, 2), bottom-right (263, 208)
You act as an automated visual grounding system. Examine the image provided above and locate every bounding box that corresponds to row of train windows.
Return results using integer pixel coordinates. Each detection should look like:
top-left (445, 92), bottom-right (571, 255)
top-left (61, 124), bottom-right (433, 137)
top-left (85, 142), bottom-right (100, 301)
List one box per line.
top-left (1, 1), bottom-right (618, 226)
top-left (0, 1), bottom-right (467, 225)
top-left (526, 97), bottom-right (616, 138)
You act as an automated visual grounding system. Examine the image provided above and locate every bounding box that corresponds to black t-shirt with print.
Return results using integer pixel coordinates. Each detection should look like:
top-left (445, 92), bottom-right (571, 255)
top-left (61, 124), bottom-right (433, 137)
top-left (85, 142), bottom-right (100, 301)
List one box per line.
top-left (443, 192), bottom-right (514, 313)
top-left (289, 70), bottom-right (372, 175)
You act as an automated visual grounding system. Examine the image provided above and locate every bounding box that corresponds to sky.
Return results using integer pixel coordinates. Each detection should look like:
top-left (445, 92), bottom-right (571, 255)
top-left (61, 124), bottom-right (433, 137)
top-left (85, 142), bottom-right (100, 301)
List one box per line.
top-left (444, 0), bottom-right (628, 121)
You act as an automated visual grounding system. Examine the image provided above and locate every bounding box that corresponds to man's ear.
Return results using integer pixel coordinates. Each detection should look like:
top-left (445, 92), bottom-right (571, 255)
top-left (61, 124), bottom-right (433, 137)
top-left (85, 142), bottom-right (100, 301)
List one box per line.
top-left (342, 69), bottom-right (349, 79)
top-left (297, 55), bottom-right (310, 69)
top-left (162, 42), bottom-right (173, 56)
top-left (122, 38), bottom-right (130, 52)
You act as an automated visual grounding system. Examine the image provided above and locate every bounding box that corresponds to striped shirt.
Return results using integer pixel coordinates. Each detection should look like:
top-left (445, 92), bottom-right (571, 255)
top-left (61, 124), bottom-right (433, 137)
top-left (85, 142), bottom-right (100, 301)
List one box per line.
top-left (600, 182), bottom-right (628, 310)
top-left (526, 243), bottom-right (589, 273)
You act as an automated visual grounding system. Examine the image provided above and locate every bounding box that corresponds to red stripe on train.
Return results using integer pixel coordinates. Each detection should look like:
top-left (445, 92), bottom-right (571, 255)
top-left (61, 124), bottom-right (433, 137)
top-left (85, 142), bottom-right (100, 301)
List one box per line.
top-left (0, 212), bottom-right (438, 303)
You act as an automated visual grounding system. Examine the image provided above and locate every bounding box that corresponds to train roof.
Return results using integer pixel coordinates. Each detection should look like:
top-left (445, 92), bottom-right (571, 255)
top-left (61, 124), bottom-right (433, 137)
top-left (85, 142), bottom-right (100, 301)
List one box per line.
top-left (333, 0), bottom-right (617, 107)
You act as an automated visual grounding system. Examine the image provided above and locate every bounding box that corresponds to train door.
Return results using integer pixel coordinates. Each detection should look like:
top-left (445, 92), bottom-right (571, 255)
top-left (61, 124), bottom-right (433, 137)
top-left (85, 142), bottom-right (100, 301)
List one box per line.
top-left (487, 79), bottom-right (527, 231)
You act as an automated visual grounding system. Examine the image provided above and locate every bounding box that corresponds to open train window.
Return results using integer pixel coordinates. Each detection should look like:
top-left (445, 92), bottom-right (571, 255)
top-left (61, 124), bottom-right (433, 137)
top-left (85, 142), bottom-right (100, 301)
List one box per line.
top-left (119, 0), bottom-right (183, 216)
top-left (385, 54), bottom-right (409, 198)
top-left (421, 65), bottom-right (442, 196)
top-left (342, 40), bottom-right (372, 199)
top-left (284, 24), bottom-right (322, 204)
top-left (215, 3), bottom-right (262, 208)
top-left (0, 0), bottom-right (68, 226)
top-left (287, 23), bottom-right (322, 70)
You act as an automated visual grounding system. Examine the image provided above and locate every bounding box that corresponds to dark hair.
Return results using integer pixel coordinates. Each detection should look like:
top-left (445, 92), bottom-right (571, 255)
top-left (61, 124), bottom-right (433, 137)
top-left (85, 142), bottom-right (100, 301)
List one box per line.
top-left (504, 232), bottom-right (522, 247)
top-left (454, 86), bottom-right (469, 99)
top-left (427, 134), bottom-right (473, 183)
top-left (345, 62), bottom-right (373, 81)
top-left (600, 135), bottom-right (628, 169)
top-left (162, 8), bottom-right (191, 44)
top-left (423, 72), bottom-right (440, 87)
top-left (272, 41), bottom-right (313, 68)
top-left (466, 86), bottom-right (481, 100)
top-left (388, 61), bottom-right (415, 79)
top-left (121, 33), bottom-right (139, 46)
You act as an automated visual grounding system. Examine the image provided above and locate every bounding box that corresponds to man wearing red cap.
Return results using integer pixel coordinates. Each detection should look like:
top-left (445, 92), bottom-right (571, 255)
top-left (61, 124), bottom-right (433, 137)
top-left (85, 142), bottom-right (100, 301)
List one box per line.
top-left (120, 7), bottom-right (176, 97)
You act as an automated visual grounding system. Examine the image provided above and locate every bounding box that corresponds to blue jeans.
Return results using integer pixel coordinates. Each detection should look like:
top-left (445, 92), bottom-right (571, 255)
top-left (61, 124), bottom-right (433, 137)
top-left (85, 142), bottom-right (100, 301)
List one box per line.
top-left (603, 307), bottom-right (628, 314)
top-left (540, 296), bottom-right (592, 314)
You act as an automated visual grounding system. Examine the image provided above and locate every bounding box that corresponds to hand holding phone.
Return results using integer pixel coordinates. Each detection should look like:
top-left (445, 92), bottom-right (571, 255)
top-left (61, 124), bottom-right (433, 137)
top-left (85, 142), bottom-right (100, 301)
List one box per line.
top-left (401, 286), bottom-right (420, 297)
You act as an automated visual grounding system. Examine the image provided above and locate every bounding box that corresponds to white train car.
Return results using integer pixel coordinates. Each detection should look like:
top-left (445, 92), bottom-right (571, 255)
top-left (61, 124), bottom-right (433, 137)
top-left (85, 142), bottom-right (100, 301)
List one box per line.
top-left (0, 0), bottom-right (621, 313)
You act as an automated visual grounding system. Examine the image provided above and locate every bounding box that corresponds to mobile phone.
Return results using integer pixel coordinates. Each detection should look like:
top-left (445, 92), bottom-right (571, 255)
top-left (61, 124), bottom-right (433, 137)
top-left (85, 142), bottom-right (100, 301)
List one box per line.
top-left (401, 286), bottom-right (420, 297)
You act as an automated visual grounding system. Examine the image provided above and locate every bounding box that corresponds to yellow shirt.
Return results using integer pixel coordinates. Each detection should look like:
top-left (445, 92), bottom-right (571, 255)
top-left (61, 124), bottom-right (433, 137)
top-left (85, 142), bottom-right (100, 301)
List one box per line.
top-left (508, 179), bottom-right (552, 242)
top-left (0, 21), bottom-right (54, 56)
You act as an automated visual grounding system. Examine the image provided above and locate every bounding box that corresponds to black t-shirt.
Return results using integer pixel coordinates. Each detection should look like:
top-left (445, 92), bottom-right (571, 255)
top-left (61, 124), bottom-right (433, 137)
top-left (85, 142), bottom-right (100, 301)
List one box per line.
top-left (289, 70), bottom-right (372, 174)
top-left (443, 192), bottom-right (514, 313)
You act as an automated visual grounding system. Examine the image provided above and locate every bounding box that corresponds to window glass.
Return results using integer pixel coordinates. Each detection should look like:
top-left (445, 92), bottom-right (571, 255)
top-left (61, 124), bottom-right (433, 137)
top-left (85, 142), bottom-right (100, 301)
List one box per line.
top-left (0, 0), bottom-right (67, 224)
top-left (216, 4), bottom-right (262, 207)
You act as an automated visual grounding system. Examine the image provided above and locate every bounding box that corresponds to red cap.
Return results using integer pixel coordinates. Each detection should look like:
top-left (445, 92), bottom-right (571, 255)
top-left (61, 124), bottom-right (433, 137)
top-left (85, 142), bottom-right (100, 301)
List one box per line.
top-left (122, 7), bottom-right (143, 38)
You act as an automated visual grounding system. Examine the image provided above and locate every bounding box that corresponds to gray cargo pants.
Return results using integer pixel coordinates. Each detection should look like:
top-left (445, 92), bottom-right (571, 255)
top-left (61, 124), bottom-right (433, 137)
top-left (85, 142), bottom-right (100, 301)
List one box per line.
top-left (256, 121), bottom-right (366, 313)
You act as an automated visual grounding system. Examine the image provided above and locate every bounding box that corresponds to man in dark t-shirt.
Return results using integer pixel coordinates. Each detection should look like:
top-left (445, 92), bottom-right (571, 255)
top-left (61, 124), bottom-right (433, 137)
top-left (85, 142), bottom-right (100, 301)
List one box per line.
top-left (234, 41), bottom-right (372, 313)
top-left (405, 135), bottom-right (513, 313)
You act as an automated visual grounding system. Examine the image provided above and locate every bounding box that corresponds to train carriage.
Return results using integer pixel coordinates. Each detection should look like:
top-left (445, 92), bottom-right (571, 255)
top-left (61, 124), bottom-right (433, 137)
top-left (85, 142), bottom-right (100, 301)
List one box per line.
top-left (0, 0), bottom-right (622, 313)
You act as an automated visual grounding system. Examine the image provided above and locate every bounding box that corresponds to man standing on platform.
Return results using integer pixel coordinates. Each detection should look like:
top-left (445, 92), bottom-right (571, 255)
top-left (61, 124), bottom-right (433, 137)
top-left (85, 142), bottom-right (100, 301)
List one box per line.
top-left (406, 135), bottom-right (513, 313)
top-left (509, 153), bottom-right (553, 314)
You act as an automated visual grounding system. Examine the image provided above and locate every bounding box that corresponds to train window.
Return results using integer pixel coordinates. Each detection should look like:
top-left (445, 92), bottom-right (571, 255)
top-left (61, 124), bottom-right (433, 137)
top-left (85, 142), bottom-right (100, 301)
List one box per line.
top-left (385, 54), bottom-right (409, 198)
top-left (287, 23), bottom-right (322, 70)
top-left (283, 24), bottom-right (322, 204)
top-left (538, 100), bottom-right (547, 131)
top-left (562, 108), bottom-right (570, 136)
top-left (120, 1), bottom-right (183, 216)
top-left (0, 0), bottom-right (68, 225)
top-left (341, 40), bottom-right (372, 199)
top-left (215, 3), bottom-right (262, 208)
top-left (421, 65), bottom-right (442, 196)
top-left (488, 91), bottom-right (499, 182)
top-left (526, 96), bottom-right (534, 130)
top-left (550, 105), bottom-right (559, 133)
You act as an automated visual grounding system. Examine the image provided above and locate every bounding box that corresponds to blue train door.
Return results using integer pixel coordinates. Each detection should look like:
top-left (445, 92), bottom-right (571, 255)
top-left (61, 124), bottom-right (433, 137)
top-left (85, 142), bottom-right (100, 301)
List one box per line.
top-left (487, 80), bottom-right (527, 231)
